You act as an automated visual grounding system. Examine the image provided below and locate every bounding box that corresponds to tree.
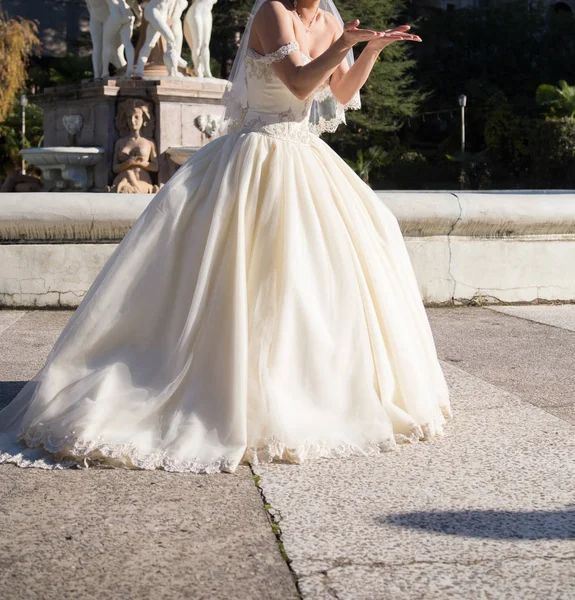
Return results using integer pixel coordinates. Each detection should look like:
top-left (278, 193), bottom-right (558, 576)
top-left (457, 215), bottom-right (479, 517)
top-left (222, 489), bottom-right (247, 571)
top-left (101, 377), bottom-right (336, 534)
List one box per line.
top-left (0, 13), bottom-right (40, 122)
top-left (401, 1), bottom-right (575, 187)
top-left (0, 100), bottom-right (43, 175)
top-left (325, 0), bottom-right (427, 155)
top-left (211, 0), bottom-right (255, 79)
top-left (529, 117), bottom-right (575, 188)
top-left (411, 1), bottom-right (575, 124)
top-left (536, 80), bottom-right (575, 119)
top-left (345, 146), bottom-right (387, 183)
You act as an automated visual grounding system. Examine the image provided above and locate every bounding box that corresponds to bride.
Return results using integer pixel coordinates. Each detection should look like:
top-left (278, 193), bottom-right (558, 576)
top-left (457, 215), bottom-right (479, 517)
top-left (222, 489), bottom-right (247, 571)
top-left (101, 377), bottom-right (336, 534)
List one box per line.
top-left (0, 0), bottom-right (452, 473)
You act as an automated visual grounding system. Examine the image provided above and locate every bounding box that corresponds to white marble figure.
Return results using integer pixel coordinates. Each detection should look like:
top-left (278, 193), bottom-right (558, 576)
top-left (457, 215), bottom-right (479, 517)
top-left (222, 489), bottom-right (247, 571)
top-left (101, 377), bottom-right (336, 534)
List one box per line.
top-left (126, 0), bottom-right (143, 26)
top-left (135, 0), bottom-right (189, 78)
top-left (194, 114), bottom-right (218, 137)
top-left (184, 0), bottom-right (217, 78)
top-left (85, 0), bottom-right (138, 79)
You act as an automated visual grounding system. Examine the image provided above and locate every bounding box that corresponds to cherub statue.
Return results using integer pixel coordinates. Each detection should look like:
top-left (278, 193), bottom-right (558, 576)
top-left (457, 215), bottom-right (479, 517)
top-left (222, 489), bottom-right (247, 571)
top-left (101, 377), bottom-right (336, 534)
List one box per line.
top-left (184, 0), bottom-right (217, 78)
top-left (85, 0), bottom-right (139, 79)
top-left (108, 99), bottom-right (159, 193)
top-left (134, 0), bottom-right (189, 78)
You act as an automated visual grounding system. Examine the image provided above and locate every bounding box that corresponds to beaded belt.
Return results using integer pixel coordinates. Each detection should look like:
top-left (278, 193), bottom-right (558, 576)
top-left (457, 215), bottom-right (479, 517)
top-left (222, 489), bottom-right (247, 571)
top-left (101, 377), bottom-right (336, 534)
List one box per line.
top-left (239, 111), bottom-right (314, 146)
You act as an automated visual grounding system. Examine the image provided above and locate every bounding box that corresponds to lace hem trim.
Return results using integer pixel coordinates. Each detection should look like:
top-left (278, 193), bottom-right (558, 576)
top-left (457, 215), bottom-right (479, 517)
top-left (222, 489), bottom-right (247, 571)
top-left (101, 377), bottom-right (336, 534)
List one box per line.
top-left (0, 406), bottom-right (452, 474)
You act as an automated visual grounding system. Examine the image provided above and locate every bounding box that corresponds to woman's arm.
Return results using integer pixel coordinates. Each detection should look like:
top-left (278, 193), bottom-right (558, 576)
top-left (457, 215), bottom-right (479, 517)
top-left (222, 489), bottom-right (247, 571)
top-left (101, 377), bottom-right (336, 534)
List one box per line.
top-left (329, 23), bottom-right (422, 105)
top-left (251, 1), bottom-right (381, 100)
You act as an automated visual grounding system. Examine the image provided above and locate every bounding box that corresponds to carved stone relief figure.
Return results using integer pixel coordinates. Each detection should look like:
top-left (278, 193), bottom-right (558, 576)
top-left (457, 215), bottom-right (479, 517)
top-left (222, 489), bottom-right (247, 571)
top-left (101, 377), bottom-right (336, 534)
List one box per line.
top-left (194, 114), bottom-right (218, 138)
top-left (107, 99), bottom-right (159, 193)
top-left (184, 0), bottom-right (217, 78)
top-left (85, 0), bottom-right (138, 78)
top-left (135, 0), bottom-right (189, 78)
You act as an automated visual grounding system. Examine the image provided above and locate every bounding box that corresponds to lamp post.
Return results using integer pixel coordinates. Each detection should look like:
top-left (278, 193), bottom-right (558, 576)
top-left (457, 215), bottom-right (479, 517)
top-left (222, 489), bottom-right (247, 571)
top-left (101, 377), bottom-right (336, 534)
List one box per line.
top-left (458, 94), bottom-right (467, 154)
top-left (458, 94), bottom-right (467, 189)
top-left (20, 94), bottom-right (28, 175)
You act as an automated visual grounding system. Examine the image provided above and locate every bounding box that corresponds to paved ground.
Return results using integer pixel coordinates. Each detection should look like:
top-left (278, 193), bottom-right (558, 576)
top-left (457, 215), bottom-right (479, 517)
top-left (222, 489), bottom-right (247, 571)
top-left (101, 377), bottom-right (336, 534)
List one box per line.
top-left (0, 306), bottom-right (574, 599)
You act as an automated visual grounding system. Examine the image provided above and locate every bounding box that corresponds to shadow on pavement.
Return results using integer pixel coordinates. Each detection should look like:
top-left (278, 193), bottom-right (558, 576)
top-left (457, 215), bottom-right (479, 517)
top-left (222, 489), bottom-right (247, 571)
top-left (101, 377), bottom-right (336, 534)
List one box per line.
top-left (379, 508), bottom-right (575, 539)
top-left (0, 382), bottom-right (27, 410)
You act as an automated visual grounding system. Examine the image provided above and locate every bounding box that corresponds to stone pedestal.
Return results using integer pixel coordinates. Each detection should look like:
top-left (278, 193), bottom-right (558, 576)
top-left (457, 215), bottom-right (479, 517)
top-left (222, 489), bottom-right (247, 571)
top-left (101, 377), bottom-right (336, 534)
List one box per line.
top-left (35, 77), bottom-right (227, 190)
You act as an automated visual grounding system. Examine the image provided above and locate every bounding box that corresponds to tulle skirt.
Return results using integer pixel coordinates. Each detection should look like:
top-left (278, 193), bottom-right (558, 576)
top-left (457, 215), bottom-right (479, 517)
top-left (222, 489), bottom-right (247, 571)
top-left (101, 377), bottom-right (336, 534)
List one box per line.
top-left (0, 130), bottom-right (452, 473)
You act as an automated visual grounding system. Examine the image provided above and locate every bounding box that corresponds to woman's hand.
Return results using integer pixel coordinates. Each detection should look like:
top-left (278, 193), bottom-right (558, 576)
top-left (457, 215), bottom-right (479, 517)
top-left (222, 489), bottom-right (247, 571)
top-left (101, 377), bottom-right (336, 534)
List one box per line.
top-left (330, 25), bottom-right (420, 105)
top-left (340, 19), bottom-right (384, 50)
top-left (366, 25), bottom-right (421, 53)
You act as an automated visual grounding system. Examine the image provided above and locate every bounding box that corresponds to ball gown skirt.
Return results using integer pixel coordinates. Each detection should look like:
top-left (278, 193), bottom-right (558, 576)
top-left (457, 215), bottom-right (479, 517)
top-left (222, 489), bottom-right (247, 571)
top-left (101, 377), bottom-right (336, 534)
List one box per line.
top-left (0, 128), bottom-right (453, 473)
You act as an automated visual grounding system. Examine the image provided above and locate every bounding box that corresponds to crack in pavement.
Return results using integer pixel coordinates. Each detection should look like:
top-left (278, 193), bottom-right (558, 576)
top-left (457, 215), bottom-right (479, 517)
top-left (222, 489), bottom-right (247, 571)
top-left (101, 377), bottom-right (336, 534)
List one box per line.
top-left (298, 554), bottom-right (575, 575)
top-left (250, 467), bottom-right (303, 599)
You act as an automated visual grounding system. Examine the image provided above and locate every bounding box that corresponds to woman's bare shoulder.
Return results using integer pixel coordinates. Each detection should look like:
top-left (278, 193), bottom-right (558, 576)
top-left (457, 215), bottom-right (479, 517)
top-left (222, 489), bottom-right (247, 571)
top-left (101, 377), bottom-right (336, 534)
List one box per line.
top-left (321, 10), bottom-right (343, 34)
top-left (251, 0), bottom-right (296, 52)
top-left (253, 0), bottom-right (292, 24)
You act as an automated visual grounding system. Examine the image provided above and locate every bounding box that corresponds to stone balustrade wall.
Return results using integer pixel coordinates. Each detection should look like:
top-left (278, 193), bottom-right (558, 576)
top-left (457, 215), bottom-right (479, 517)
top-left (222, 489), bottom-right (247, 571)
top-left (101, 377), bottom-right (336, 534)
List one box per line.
top-left (1, 191), bottom-right (574, 307)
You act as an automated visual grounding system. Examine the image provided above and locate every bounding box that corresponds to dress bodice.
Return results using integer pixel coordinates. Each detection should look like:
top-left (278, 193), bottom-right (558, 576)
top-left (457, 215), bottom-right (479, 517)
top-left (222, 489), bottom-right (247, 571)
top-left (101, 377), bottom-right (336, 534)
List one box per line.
top-left (241, 41), bottom-right (330, 144)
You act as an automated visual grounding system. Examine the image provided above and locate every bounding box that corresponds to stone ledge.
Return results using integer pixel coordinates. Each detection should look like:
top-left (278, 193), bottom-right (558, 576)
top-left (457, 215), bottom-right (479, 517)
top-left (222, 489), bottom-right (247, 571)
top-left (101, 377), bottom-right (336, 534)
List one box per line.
top-left (377, 191), bottom-right (575, 237)
top-left (1, 191), bottom-right (575, 306)
top-left (2, 191), bottom-right (575, 242)
top-left (35, 77), bottom-right (228, 104)
top-left (0, 193), bottom-right (152, 242)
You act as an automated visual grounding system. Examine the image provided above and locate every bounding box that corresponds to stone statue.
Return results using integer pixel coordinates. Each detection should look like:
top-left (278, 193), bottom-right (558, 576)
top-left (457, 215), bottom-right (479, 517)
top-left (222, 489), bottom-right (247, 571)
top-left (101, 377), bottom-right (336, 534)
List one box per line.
top-left (135, 0), bottom-right (189, 78)
top-left (184, 0), bottom-right (217, 78)
top-left (126, 0), bottom-right (143, 25)
top-left (194, 114), bottom-right (218, 138)
top-left (108, 99), bottom-right (159, 193)
top-left (0, 168), bottom-right (43, 193)
top-left (85, 0), bottom-right (138, 79)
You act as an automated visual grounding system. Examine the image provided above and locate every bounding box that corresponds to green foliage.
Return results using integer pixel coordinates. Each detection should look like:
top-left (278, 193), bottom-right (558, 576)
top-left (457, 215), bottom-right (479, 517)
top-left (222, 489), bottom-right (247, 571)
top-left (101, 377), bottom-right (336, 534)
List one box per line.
top-left (384, 150), bottom-right (425, 183)
top-left (412, 1), bottom-right (575, 114)
top-left (0, 13), bottom-right (40, 122)
top-left (401, 1), bottom-right (575, 188)
top-left (484, 97), bottom-right (531, 179)
top-left (373, 149), bottom-right (461, 190)
top-left (529, 117), bottom-right (575, 188)
top-left (211, 0), bottom-right (255, 79)
top-left (446, 148), bottom-right (491, 189)
top-left (0, 99), bottom-right (43, 176)
top-left (345, 145), bottom-right (387, 183)
top-left (325, 0), bottom-right (427, 155)
top-left (536, 80), bottom-right (575, 119)
top-left (28, 55), bottom-right (93, 90)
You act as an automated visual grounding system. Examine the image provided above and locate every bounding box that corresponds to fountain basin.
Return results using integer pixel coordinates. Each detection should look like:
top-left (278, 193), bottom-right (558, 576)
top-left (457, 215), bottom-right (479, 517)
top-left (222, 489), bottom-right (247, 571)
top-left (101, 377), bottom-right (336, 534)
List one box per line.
top-left (20, 147), bottom-right (105, 191)
top-left (165, 146), bottom-right (200, 166)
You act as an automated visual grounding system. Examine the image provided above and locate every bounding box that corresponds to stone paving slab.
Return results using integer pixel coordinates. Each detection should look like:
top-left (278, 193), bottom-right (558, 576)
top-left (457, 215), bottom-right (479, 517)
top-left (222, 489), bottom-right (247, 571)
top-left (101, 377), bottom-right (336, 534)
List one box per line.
top-left (0, 310), bottom-right (73, 409)
top-left (0, 466), bottom-right (298, 600)
top-left (295, 559), bottom-right (575, 600)
top-left (0, 309), bottom-right (26, 335)
top-left (255, 363), bottom-right (575, 599)
top-left (0, 310), bottom-right (298, 600)
top-left (439, 359), bottom-right (524, 411)
top-left (2, 307), bottom-right (575, 600)
top-left (427, 307), bottom-right (575, 416)
top-left (488, 304), bottom-right (575, 332)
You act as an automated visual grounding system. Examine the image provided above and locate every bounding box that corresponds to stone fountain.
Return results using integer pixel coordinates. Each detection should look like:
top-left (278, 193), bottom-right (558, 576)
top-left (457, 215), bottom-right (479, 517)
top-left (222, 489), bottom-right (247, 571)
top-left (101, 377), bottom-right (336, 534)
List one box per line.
top-left (20, 115), bottom-right (104, 191)
top-left (26, 0), bottom-right (226, 192)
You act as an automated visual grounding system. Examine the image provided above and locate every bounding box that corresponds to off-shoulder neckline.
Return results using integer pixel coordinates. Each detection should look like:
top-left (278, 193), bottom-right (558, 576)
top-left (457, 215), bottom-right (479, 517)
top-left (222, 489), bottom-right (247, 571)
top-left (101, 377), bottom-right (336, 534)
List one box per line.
top-left (246, 42), bottom-right (313, 62)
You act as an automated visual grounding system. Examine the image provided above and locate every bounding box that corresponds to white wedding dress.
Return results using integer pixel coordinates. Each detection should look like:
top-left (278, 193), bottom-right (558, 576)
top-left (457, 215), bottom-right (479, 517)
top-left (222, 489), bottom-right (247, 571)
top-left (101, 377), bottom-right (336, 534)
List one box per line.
top-left (0, 41), bottom-right (452, 473)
